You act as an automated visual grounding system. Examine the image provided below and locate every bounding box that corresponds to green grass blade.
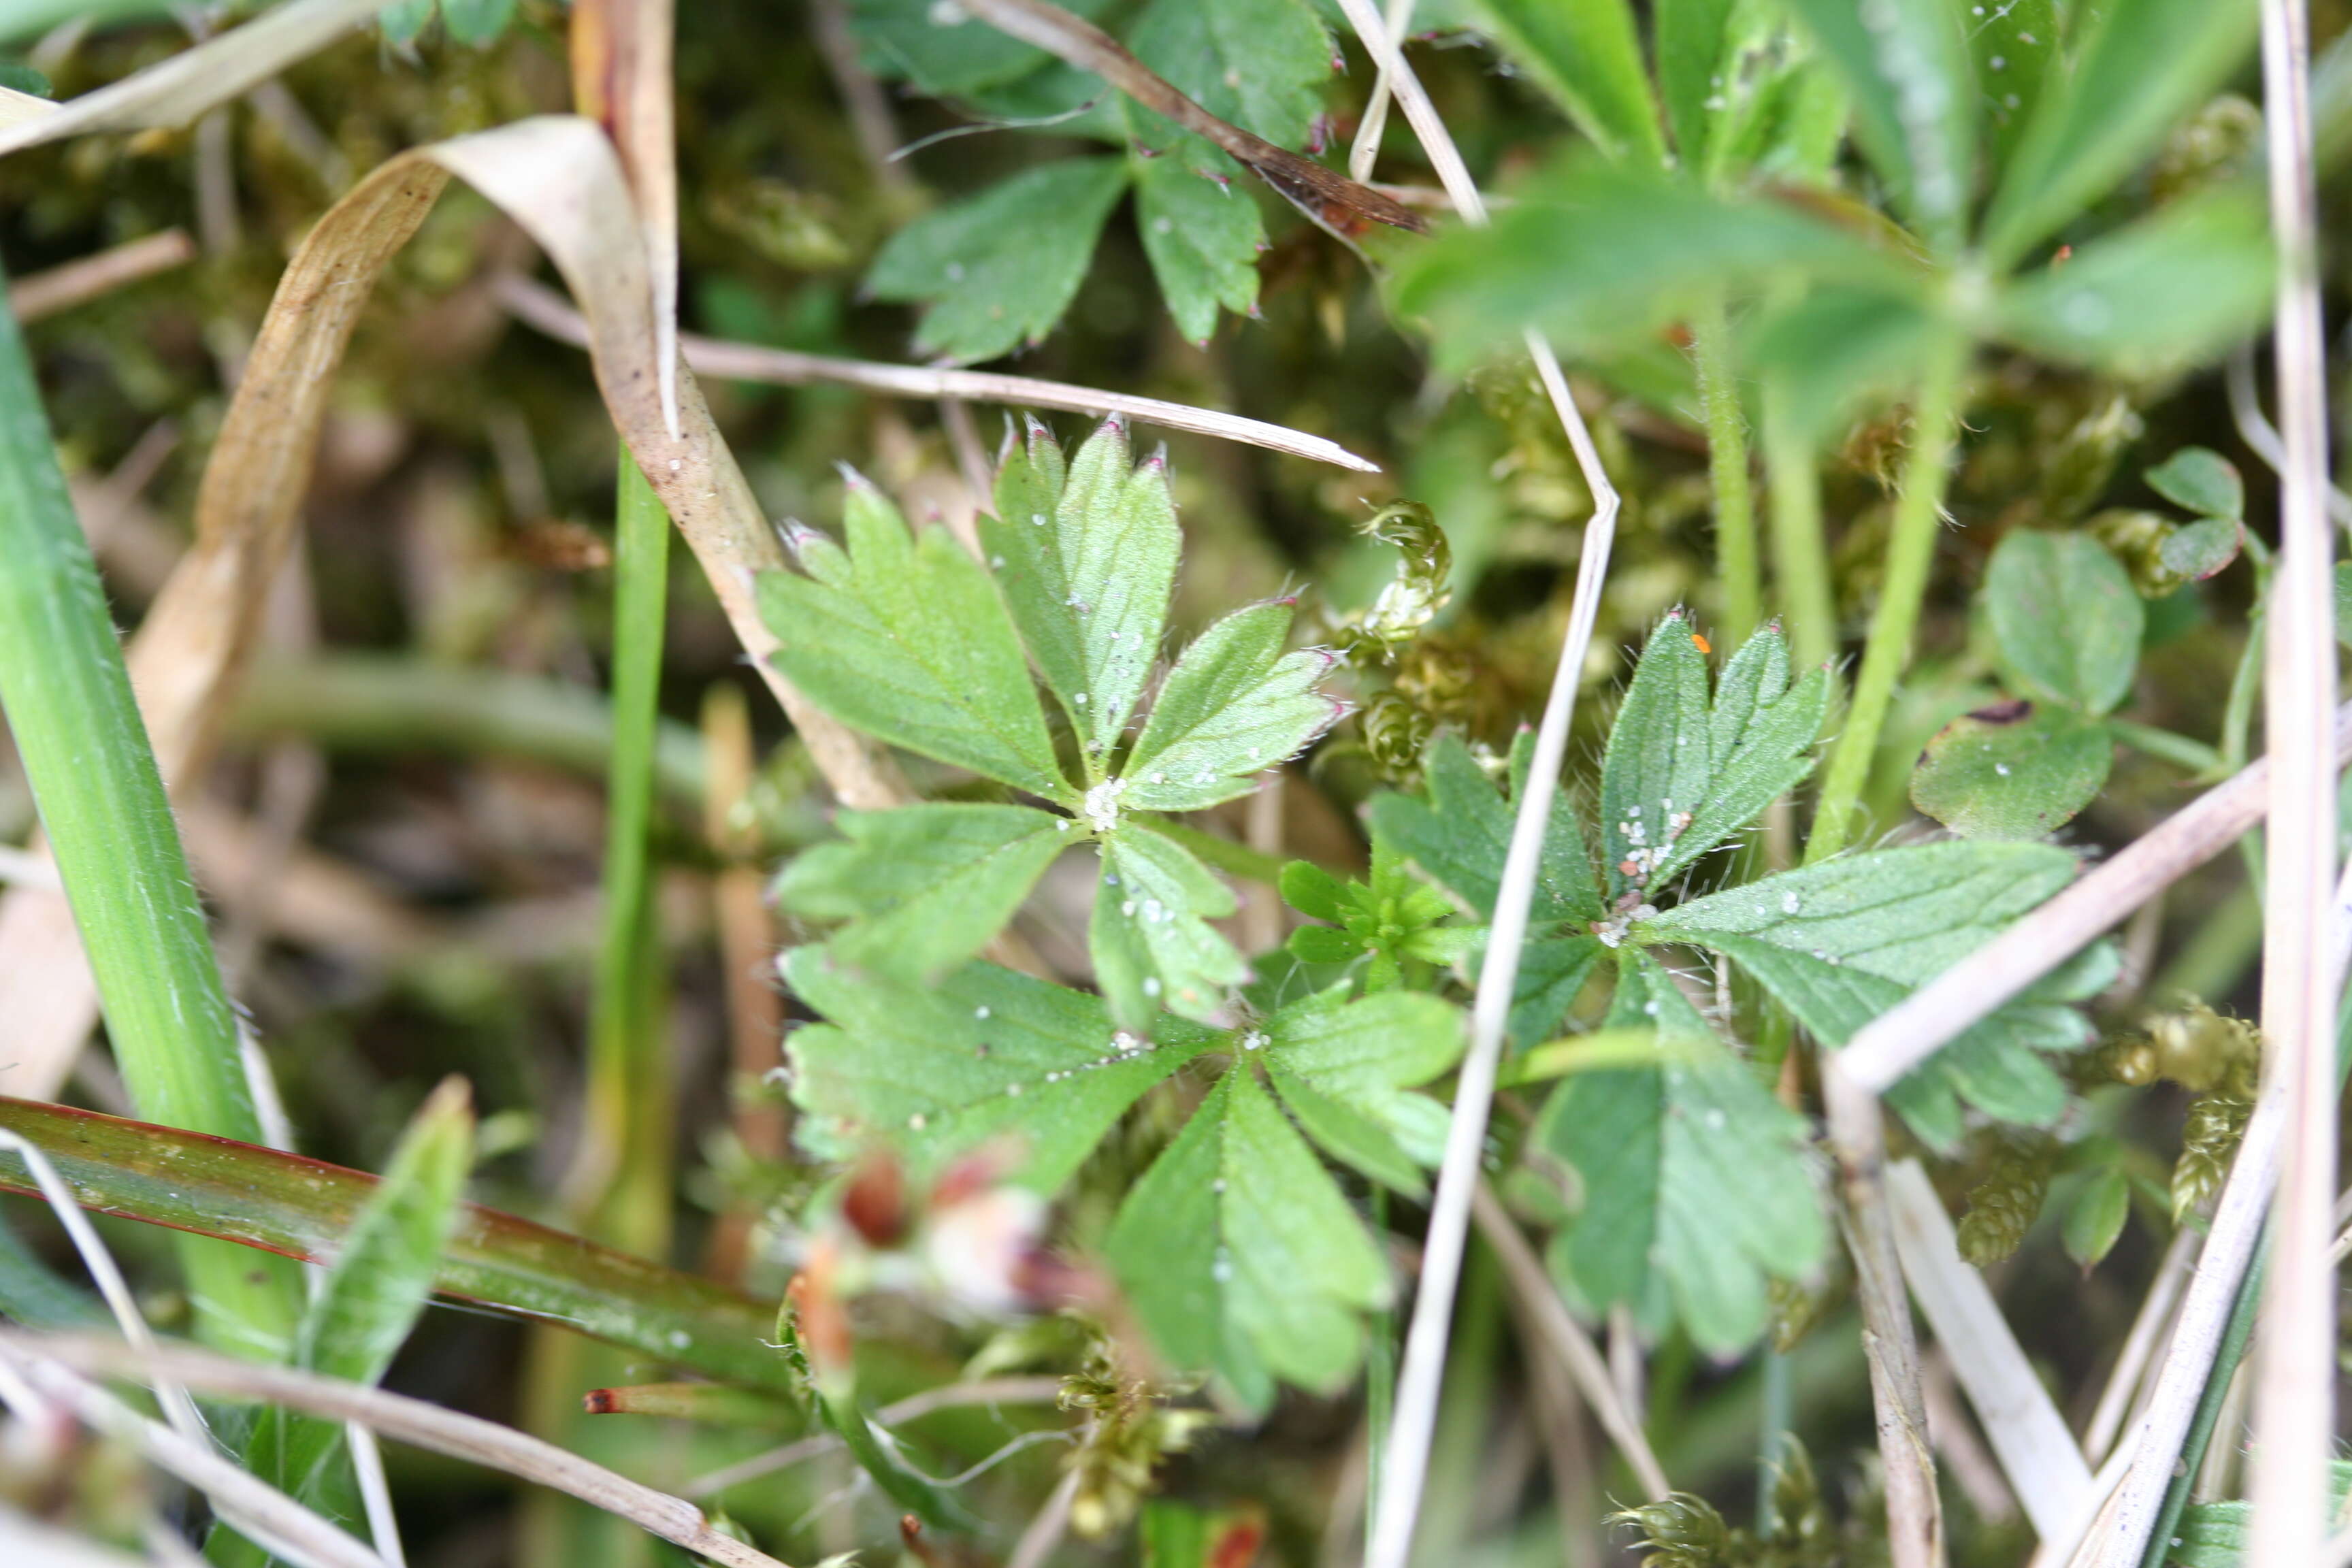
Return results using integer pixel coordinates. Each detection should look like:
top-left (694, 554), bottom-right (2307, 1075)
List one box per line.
top-left (0, 266), bottom-right (297, 1352)
top-left (0, 1096), bottom-right (792, 1393)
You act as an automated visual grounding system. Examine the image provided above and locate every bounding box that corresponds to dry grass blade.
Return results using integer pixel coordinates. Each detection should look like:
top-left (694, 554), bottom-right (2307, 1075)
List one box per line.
top-left (0, 1332), bottom-right (795, 1568)
top-left (955, 0), bottom-right (1426, 238)
top-left (0, 1501), bottom-right (149, 1568)
top-left (1322, 7), bottom-right (1633, 1564)
top-left (1346, 0), bottom-right (1418, 184)
top-left (1884, 1160), bottom-right (2091, 1540)
top-left (0, 0), bottom-right (387, 157)
top-left (570, 0), bottom-right (681, 440)
top-left (9, 230), bottom-right (197, 323)
top-left (1838, 703), bottom-right (2352, 1098)
top-left (1470, 1183), bottom-right (1669, 1500)
top-left (2245, 0), bottom-right (2342, 1555)
top-left (2082, 1228), bottom-right (2196, 1465)
top-left (499, 274), bottom-right (1382, 472)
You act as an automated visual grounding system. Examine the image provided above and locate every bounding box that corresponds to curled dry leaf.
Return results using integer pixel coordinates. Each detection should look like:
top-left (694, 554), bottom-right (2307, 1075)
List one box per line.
top-left (570, 0), bottom-right (681, 440)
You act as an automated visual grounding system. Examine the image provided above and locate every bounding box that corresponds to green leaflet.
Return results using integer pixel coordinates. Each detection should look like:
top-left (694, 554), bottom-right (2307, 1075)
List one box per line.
top-left (1534, 951), bottom-right (1823, 1354)
top-left (0, 1209), bottom-right (106, 1329)
top-left (864, 159), bottom-right (1129, 363)
top-left (774, 804), bottom-right (1068, 985)
top-left (1599, 615), bottom-right (1830, 899)
top-left (1994, 189), bottom-right (2274, 380)
top-left (1653, 0), bottom-right (1737, 168)
top-left (1984, 530), bottom-right (2144, 717)
top-left (2063, 1164), bottom-right (2131, 1270)
top-left (1106, 1068), bottom-right (1388, 1414)
top-left (1129, 133), bottom-right (1264, 346)
top-left (783, 948), bottom-right (1216, 1193)
top-left (1092, 826), bottom-right (1247, 1029)
top-left (760, 476), bottom-right (1067, 800)
top-left (1467, 0), bottom-right (1667, 167)
top-left (1256, 985), bottom-right (1463, 1196)
top-left (1967, 0), bottom-right (2056, 174)
top-left (982, 416), bottom-right (1179, 752)
top-left (1780, 0), bottom-right (1976, 253)
top-left (1368, 732), bottom-right (1598, 926)
top-left (1980, 0), bottom-right (2259, 267)
top-left (849, 0), bottom-right (1122, 95)
top-left (225, 1082), bottom-right (473, 1556)
top-left (1126, 0), bottom-right (1333, 150)
top-left (1911, 700), bottom-right (2113, 840)
top-left (2147, 447), bottom-right (2247, 521)
top-left (1124, 602), bottom-right (1341, 813)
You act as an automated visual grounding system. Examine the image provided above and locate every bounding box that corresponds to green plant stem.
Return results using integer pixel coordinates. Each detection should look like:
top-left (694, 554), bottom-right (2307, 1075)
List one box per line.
top-left (574, 455), bottom-right (678, 1255)
top-left (1804, 335), bottom-right (1967, 864)
top-left (1757, 1348), bottom-right (1793, 1531)
top-left (1761, 379), bottom-right (1838, 676)
top-left (0, 271), bottom-right (296, 1352)
top-left (1694, 299), bottom-right (1761, 648)
top-left (2108, 719), bottom-right (2225, 774)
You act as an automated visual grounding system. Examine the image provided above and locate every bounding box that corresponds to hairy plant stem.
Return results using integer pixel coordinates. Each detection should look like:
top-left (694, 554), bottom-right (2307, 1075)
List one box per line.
top-left (1761, 381), bottom-right (1838, 676)
top-left (1693, 299), bottom-right (1760, 648)
top-left (1804, 333), bottom-right (1967, 864)
top-left (0, 268), bottom-right (297, 1353)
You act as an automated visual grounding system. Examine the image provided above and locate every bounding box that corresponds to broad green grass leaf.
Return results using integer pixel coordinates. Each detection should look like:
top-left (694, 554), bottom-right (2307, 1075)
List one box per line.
top-left (849, 0), bottom-right (1121, 96)
top-left (2146, 447), bottom-right (2245, 521)
top-left (1107, 1068), bottom-right (1388, 1412)
top-left (1598, 616), bottom-right (1826, 898)
top-left (2063, 1165), bottom-right (2130, 1269)
top-left (1368, 732), bottom-right (1599, 924)
top-left (1260, 987), bottom-right (1465, 1195)
top-left (1093, 826), bottom-right (1247, 1028)
top-left (1128, 0), bottom-right (1333, 148)
top-left (1746, 282), bottom-right (1940, 448)
top-left (1968, 0), bottom-right (2057, 174)
top-left (1124, 602), bottom-right (1340, 812)
top-left (1995, 189), bottom-right (2273, 379)
top-left (981, 416), bottom-right (1177, 751)
top-left (866, 159), bottom-right (1130, 363)
top-left (1130, 133), bottom-right (1264, 345)
top-left (1655, 0), bottom-right (1738, 168)
top-left (237, 1080), bottom-right (472, 1526)
top-left (1467, 0), bottom-right (1667, 166)
top-left (1781, 0), bottom-right (1976, 252)
top-left (1984, 530), bottom-right (2144, 716)
top-left (783, 948), bottom-right (1214, 1192)
top-left (1535, 951), bottom-right (1823, 1354)
top-left (774, 804), bottom-right (1069, 984)
top-left (1980, 0), bottom-right (2258, 267)
top-left (1640, 839), bottom-right (2080, 983)
top-left (1910, 700), bottom-right (2112, 839)
top-left (2168, 1468), bottom-right (2352, 1566)
top-left (761, 477), bottom-right (1068, 798)
top-left (1392, 157), bottom-right (1910, 365)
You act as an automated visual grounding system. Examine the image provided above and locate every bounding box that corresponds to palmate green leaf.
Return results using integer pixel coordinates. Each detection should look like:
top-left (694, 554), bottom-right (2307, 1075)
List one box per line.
top-left (1123, 602), bottom-right (1341, 812)
top-left (849, 0), bottom-right (1121, 97)
top-left (774, 804), bottom-right (1069, 985)
top-left (1392, 157), bottom-right (1913, 367)
top-left (1995, 189), bottom-right (2273, 379)
top-left (865, 159), bottom-right (1129, 363)
top-left (783, 948), bottom-right (1215, 1192)
top-left (231, 1081), bottom-right (472, 1546)
top-left (1980, 0), bottom-right (2259, 267)
top-left (1092, 826), bottom-right (1248, 1028)
top-left (1368, 732), bottom-right (1600, 926)
top-left (1910, 699), bottom-right (2112, 840)
top-left (1280, 846), bottom-right (1475, 993)
top-left (1781, 0), bottom-right (1976, 253)
top-left (1508, 936), bottom-right (1610, 1049)
top-left (761, 476), bottom-right (1067, 799)
top-left (980, 416), bottom-right (1178, 753)
top-left (1106, 1068), bottom-right (1388, 1414)
top-left (1466, 0), bottom-right (1666, 167)
top-left (1984, 530), bottom-right (2143, 716)
top-left (1746, 282), bottom-right (1941, 448)
top-left (1533, 950), bottom-right (1823, 1354)
top-left (1130, 132), bottom-right (1264, 346)
top-left (1259, 985), bottom-right (1464, 1196)
top-left (1128, 0), bottom-right (1333, 149)
top-left (1599, 615), bottom-right (1829, 900)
